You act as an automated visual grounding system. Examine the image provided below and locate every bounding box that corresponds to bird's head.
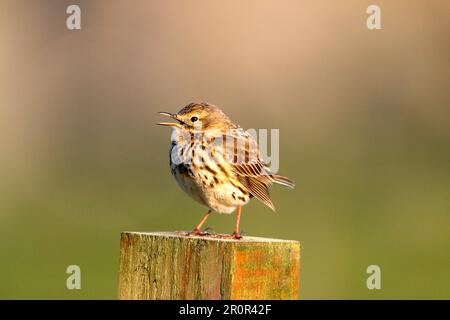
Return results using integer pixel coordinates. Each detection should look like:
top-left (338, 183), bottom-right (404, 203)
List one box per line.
top-left (158, 102), bottom-right (233, 132)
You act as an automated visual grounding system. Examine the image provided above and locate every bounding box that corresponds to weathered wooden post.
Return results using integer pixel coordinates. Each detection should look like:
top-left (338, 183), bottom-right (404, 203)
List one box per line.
top-left (118, 232), bottom-right (300, 300)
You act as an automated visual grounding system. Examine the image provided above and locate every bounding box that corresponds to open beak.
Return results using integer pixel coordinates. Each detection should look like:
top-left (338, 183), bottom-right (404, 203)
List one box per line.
top-left (157, 112), bottom-right (182, 128)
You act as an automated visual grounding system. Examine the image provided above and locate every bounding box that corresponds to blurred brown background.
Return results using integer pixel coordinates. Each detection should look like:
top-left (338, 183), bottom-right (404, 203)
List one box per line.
top-left (0, 0), bottom-right (449, 299)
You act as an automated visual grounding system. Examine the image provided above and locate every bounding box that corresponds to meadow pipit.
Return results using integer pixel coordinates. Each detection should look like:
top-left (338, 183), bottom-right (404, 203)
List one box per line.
top-left (158, 102), bottom-right (294, 239)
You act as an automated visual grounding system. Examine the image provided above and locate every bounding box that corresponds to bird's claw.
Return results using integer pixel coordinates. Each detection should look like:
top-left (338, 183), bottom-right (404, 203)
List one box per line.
top-left (191, 231), bottom-right (209, 236)
top-left (232, 232), bottom-right (243, 240)
top-left (214, 232), bottom-right (243, 240)
top-left (177, 229), bottom-right (211, 237)
top-left (176, 230), bottom-right (243, 240)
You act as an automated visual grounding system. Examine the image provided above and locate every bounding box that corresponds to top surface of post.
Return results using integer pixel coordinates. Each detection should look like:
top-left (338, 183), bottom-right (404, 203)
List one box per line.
top-left (122, 231), bottom-right (300, 244)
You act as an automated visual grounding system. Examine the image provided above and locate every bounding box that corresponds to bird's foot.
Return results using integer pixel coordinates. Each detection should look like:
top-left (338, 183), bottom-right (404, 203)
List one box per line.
top-left (176, 230), bottom-right (243, 240)
top-left (176, 229), bottom-right (210, 237)
top-left (211, 232), bottom-right (243, 240)
top-left (232, 232), bottom-right (243, 240)
top-left (191, 231), bottom-right (209, 236)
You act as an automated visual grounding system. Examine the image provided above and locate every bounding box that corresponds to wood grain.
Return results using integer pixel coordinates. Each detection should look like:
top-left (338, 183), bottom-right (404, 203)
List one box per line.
top-left (118, 231), bottom-right (300, 300)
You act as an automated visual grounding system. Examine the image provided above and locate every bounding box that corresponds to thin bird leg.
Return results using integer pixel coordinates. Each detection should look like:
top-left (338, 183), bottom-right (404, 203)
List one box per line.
top-left (190, 210), bottom-right (211, 236)
top-left (232, 206), bottom-right (243, 239)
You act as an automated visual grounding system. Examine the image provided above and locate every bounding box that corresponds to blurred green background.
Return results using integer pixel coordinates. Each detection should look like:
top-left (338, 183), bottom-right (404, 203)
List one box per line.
top-left (0, 0), bottom-right (449, 299)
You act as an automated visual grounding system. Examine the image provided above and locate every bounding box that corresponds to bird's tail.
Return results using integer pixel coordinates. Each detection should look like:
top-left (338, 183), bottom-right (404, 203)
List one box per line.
top-left (270, 174), bottom-right (295, 189)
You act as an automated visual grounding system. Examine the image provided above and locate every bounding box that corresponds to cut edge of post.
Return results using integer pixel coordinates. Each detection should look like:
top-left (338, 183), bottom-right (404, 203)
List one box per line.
top-left (121, 231), bottom-right (300, 244)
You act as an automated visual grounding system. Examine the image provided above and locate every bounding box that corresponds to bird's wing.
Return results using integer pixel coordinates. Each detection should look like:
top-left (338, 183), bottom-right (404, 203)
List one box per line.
top-left (220, 128), bottom-right (276, 211)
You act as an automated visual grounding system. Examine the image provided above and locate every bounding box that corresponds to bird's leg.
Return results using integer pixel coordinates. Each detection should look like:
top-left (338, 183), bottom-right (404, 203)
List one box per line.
top-left (189, 210), bottom-right (211, 236)
top-left (232, 206), bottom-right (243, 239)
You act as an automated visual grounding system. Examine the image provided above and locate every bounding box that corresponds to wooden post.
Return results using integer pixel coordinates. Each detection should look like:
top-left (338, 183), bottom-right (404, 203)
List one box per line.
top-left (118, 232), bottom-right (300, 300)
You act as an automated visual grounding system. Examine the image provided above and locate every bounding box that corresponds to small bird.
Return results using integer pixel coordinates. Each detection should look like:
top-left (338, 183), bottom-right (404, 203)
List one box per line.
top-left (158, 102), bottom-right (294, 239)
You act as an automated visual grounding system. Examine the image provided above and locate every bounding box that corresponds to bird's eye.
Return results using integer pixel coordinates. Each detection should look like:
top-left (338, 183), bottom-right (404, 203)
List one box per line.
top-left (190, 116), bottom-right (199, 122)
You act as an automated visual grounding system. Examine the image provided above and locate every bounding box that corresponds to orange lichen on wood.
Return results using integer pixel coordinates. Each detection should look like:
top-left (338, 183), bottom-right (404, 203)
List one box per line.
top-left (230, 244), bottom-right (300, 299)
top-left (118, 232), bottom-right (300, 300)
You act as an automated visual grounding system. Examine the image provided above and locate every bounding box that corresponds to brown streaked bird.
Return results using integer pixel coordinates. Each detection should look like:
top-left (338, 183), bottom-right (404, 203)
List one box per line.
top-left (158, 102), bottom-right (294, 239)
